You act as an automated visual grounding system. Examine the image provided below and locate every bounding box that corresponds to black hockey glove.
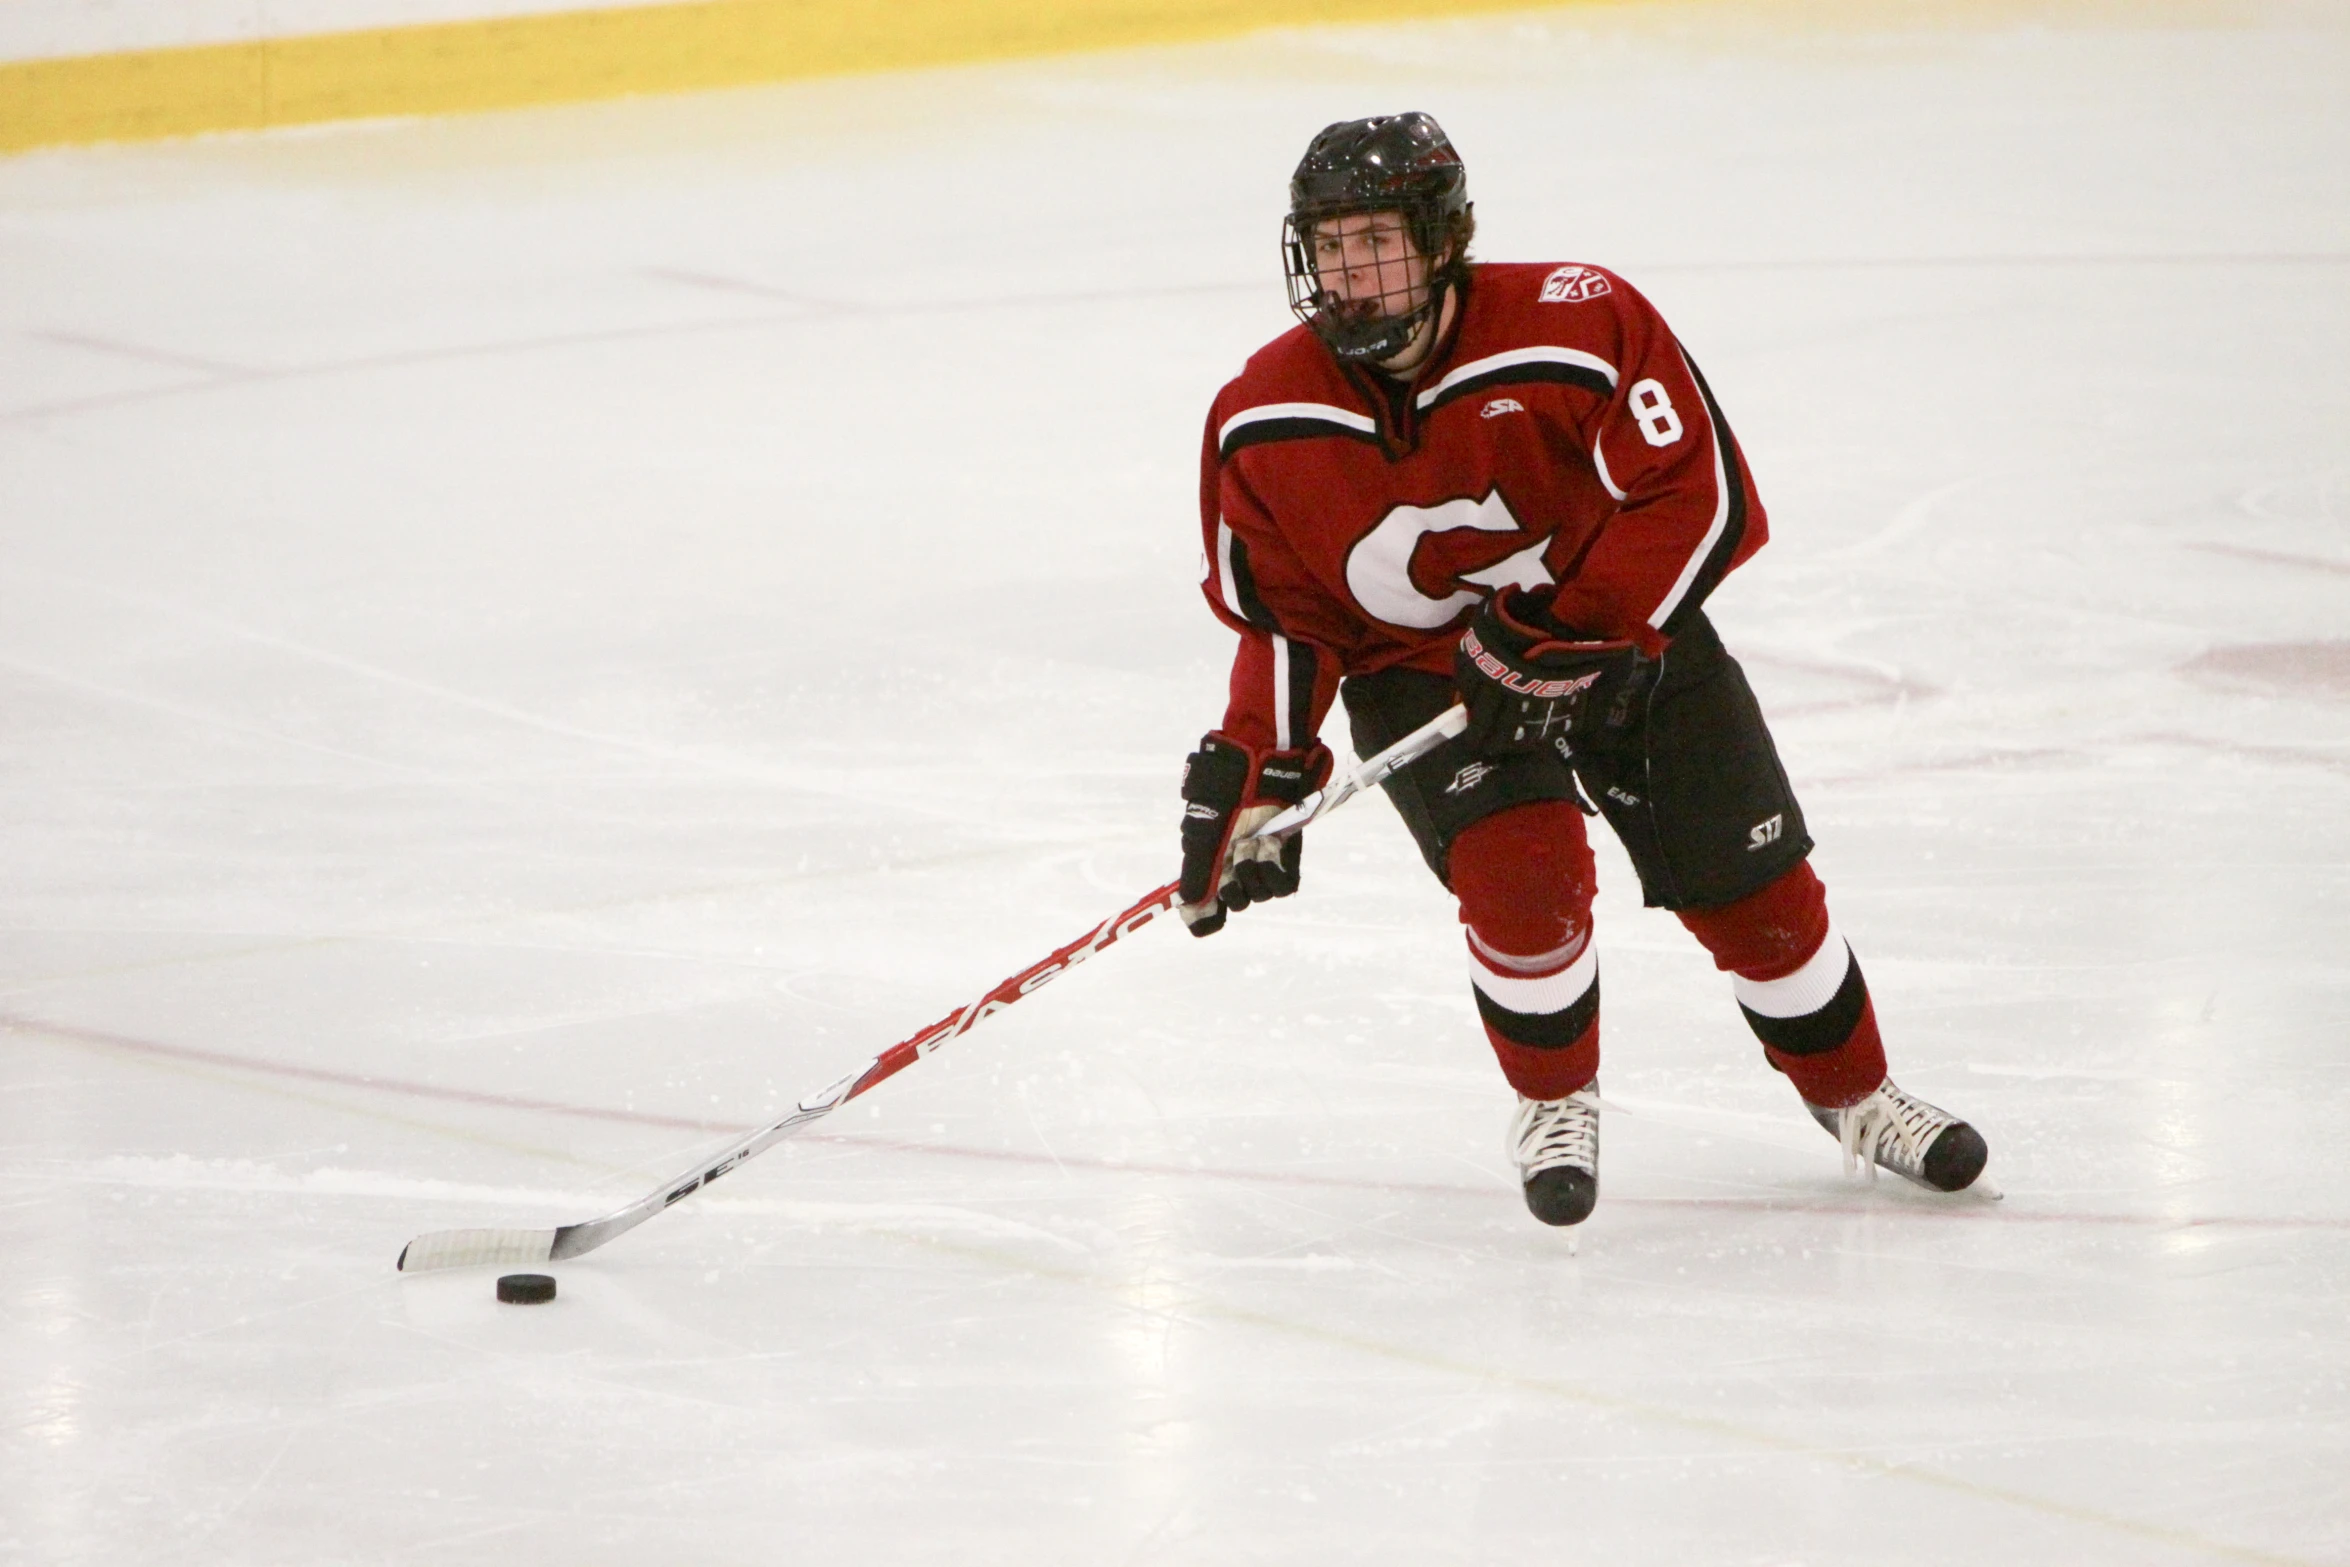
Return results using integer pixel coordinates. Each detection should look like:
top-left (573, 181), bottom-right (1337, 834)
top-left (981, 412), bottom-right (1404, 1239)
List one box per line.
top-left (1455, 587), bottom-right (1657, 757)
top-left (1177, 732), bottom-right (1334, 938)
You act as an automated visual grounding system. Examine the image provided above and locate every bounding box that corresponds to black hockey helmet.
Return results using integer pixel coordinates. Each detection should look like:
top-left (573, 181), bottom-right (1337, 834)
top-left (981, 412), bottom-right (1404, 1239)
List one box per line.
top-left (1283, 112), bottom-right (1473, 362)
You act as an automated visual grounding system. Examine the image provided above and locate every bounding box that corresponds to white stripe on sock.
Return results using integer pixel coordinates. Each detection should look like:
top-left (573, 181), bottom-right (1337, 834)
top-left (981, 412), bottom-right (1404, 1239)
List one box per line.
top-left (1469, 937), bottom-right (1597, 1017)
top-left (1731, 926), bottom-right (1850, 1019)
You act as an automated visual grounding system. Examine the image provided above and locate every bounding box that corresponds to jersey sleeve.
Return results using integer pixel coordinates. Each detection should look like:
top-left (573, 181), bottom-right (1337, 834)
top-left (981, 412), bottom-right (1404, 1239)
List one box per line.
top-left (1197, 399), bottom-right (1346, 754)
top-left (1545, 277), bottom-right (1768, 646)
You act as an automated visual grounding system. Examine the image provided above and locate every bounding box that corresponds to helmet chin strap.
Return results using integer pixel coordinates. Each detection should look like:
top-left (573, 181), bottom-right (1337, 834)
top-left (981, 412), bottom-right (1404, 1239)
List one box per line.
top-left (1372, 275), bottom-right (1455, 377)
top-left (1316, 272), bottom-right (1450, 367)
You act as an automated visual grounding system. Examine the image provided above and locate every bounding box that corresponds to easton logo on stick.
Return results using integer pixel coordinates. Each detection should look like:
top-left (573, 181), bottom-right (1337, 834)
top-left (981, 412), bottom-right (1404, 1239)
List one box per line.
top-left (665, 1148), bottom-right (746, 1206)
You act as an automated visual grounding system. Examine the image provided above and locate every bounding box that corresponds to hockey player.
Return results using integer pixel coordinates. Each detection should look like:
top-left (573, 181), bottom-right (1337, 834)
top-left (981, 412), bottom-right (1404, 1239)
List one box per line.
top-left (1176, 112), bottom-right (1988, 1226)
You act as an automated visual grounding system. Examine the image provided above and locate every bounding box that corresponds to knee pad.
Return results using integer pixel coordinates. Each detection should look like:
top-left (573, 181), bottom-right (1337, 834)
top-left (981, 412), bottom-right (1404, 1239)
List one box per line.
top-left (1675, 859), bottom-right (1832, 980)
top-left (1450, 801), bottom-right (1596, 962)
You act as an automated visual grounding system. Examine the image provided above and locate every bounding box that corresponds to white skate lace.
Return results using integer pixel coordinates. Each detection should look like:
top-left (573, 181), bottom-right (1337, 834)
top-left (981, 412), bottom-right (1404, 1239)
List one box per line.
top-left (1509, 1089), bottom-right (1600, 1179)
top-left (1835, 1081), bottom-right (1951, 1183)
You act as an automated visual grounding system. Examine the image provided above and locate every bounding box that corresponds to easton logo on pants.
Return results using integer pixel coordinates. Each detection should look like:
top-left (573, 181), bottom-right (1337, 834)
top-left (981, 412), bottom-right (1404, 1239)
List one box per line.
top-left (1445, 761), bottom-right (1498, 796)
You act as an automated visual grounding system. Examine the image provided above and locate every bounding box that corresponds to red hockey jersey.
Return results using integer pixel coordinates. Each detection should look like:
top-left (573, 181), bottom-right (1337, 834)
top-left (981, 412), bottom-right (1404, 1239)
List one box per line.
top-left (1198, 261), bottom-right (1765, 753)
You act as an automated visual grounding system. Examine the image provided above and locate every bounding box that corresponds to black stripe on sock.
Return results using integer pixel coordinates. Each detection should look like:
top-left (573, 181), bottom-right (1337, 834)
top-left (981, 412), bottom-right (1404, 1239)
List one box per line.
top-left (1739, 948), bottom-right (1867, 1057)
top-left (1474, 972), bottom-right (1600, 1049)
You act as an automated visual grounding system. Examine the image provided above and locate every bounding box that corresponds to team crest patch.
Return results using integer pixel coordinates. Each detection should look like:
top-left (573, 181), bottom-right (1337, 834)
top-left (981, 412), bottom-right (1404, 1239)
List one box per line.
top-left (1538, 265), bottom-right (1611, 304)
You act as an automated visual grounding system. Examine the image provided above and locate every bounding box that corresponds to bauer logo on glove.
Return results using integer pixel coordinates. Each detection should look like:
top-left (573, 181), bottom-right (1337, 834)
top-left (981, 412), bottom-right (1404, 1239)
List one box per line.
top-left (1459, 628), bottom-right (1606, 704)
top-left (1454, 587), bottom-right (1657, 757)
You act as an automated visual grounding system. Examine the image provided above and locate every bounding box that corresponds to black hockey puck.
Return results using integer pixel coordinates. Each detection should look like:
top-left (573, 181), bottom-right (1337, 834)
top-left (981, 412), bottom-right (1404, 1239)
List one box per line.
top-left (496, 1272), bottom-right (556, 1304)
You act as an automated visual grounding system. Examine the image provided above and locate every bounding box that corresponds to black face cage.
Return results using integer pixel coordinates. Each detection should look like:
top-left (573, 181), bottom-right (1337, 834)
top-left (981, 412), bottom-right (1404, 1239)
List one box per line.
top-left (1282, 201), bottom-right (1457, 364)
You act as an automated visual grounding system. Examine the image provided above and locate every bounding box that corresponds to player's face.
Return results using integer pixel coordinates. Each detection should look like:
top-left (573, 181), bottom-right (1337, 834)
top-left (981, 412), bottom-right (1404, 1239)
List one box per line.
top-left (1309, 211), bottom-right (1430, 322)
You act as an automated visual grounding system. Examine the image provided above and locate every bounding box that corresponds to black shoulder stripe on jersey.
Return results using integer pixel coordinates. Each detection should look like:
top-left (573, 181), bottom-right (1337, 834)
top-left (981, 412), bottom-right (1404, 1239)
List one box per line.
top-left (1219, 416), bottom-right (1383, 460)
top-left (1657, 353), bottom-right (1752, 642)
top-left (1739, 951), bottom-right (1867, 1057)
top-left (1421, 360), bottom-right (1615, 416)
top-left (1282, 640), bottom-right (1320, 750)
top-left (1474, 973), bottom-right (1601, 1050)
top-left (1226, 532), bottom-right (1279, 632)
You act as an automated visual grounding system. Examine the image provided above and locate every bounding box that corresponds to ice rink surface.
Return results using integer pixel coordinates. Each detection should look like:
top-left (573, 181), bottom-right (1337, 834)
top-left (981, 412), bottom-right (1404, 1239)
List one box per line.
top-left (4, 1), bottom-right (2347, 1560)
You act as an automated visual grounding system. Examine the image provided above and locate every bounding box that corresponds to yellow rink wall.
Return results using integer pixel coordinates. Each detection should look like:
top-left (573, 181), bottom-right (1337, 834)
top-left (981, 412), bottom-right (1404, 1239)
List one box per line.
top-left (0, 0), bottom-right (1570, 154)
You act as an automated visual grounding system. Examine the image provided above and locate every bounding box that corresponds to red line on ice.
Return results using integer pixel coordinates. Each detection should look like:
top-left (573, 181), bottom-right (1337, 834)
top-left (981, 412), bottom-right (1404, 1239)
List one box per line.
top-left (13, 1012), bottom-right (2345, 1232)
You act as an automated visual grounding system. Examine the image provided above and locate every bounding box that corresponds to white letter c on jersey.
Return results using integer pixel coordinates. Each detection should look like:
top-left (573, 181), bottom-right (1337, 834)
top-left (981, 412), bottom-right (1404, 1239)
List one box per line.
top-left (1344, 491), bottom-right (1556, 630)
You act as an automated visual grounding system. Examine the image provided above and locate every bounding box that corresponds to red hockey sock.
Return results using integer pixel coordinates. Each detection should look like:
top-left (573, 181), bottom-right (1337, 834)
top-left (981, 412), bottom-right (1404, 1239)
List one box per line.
top-left (1676, 862), bottom-right (1888, 1109)
top-left (1450, 803), bottom-right (1600, 1100)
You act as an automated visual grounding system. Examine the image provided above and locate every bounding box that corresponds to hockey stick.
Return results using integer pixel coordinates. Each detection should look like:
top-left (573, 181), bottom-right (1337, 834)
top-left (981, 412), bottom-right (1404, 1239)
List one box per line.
top-left (395, 703), bottom-right (1469, 1272)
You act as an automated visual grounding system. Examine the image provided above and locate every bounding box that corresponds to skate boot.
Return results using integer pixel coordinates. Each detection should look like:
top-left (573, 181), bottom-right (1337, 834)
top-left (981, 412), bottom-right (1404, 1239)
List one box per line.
top-left (1806, 1078), bottom-right (1987, 1193)
top-left (1510, 1087), bottom-right (1600, 1226)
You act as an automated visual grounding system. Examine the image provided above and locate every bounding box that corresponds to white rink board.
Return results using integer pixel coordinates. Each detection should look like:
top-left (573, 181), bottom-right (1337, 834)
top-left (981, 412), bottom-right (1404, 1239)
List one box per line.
top-left (3, 3), bottom-right (2348, 1563)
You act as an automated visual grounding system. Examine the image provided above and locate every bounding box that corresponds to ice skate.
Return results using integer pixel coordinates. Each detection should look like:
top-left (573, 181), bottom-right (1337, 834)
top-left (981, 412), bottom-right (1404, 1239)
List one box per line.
top-left (1510, 1087), bottom-right (1600, 1225)
top-left (1806, 1078), bottom-right (1987, 1193)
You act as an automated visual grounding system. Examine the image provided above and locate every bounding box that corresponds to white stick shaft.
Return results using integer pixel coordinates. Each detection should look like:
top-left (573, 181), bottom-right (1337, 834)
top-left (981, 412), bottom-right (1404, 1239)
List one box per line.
top-left (1250, 704), bottom-right (1465, 840)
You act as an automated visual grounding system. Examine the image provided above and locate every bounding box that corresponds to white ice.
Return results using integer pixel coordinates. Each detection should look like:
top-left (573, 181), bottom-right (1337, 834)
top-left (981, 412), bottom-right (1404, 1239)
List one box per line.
top-left (4, 2), bottom-right (2348, 1562)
